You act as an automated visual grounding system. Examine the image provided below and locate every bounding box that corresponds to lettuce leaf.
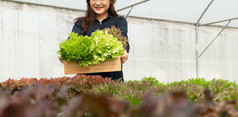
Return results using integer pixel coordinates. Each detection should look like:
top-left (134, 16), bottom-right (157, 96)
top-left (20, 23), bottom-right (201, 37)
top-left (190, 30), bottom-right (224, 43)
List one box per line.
top-left (58, 30), bottom-right (124, 67)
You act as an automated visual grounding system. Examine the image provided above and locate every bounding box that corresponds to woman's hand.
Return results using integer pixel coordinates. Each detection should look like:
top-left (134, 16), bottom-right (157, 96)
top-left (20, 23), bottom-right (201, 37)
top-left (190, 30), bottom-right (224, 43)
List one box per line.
top-left (121, 50), bottom-right (128, 64)
top-left (58, 56), bottom-right (64, 63)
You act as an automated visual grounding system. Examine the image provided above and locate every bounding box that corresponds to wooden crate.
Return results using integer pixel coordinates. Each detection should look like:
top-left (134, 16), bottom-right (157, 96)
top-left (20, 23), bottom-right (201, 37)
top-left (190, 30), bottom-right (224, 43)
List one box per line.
top-left (64, 58), bottom-right (121, 75)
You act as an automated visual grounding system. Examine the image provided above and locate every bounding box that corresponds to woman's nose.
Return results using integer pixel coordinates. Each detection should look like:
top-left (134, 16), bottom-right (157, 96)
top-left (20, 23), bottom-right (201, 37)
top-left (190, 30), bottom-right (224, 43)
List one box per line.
top-left (95, 0), bottom-right (102, 5)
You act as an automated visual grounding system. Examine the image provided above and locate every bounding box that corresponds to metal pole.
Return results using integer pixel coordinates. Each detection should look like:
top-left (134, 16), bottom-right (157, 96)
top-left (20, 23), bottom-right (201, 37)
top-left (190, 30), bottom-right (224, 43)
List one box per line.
top-left (126, 6), bottom-right (134, 17)
top-left (195, 0), bottom-right (214, 78)
top-left (195, 24), bottom-right (199, 78)
top-left (116, 0), bottom-right (150, 12)
top-left (198, 20), bottom-right (231, 58)
top-left (197, 0), bottom-right (214, 24)
top-left (199, 17), bottom-right (238, 27)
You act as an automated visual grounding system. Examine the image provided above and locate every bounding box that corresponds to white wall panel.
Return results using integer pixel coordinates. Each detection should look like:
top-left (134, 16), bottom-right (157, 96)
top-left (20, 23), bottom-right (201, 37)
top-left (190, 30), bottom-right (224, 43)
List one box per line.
top-left (125, 19), bottom-right (196, 82)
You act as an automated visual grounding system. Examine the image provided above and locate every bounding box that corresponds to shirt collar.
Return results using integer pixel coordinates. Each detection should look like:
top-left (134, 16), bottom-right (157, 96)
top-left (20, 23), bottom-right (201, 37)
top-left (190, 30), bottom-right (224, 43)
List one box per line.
top-left (95, 13), bottom-right (114, 22)
top-left (107, 13), bottom-right (114, 19)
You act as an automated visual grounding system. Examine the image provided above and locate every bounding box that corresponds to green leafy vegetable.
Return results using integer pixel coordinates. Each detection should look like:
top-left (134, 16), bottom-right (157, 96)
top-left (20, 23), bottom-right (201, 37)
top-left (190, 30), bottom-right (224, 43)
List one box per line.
top-left (57, 30), bottom-right (124, 67)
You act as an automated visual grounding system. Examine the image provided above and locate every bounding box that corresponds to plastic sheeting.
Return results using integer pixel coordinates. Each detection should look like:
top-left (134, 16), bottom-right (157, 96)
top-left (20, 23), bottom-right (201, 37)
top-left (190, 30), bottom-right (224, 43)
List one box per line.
top-left (0, 1), bottom-right (238, 82)
top-left (11, 0), bottom-right (238, 27)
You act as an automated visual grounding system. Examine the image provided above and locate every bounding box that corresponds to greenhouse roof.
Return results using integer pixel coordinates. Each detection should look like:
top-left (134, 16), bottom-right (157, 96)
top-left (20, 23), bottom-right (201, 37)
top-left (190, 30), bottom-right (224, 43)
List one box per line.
top-left (12, 0), bottom-right (238, 27)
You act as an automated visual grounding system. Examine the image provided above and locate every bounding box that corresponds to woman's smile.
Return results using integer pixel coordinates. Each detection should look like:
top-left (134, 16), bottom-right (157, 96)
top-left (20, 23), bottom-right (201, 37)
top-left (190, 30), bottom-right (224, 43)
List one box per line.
top-left (95, 6), bottom-right (103, 11)
top-left (90, 0), bottom-right (110, 18)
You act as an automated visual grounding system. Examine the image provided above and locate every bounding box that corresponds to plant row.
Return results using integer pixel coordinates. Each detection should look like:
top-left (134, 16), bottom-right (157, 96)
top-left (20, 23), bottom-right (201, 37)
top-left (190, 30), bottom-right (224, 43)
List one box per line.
top-left (2, 76), bottom-right (238, 104)
top-left (1, 75), bottom-right (238, 116)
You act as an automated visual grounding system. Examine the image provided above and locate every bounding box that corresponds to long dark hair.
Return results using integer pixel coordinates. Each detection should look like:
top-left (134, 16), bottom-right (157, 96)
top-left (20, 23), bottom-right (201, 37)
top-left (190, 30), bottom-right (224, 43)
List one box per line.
top-left (75, 0), bottom-right (119, 35)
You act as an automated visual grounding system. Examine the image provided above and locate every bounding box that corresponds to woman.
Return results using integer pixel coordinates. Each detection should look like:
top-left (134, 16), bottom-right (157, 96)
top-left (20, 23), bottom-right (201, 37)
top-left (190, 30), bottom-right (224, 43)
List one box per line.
top-left (71, 0), bottom-right (130, 81)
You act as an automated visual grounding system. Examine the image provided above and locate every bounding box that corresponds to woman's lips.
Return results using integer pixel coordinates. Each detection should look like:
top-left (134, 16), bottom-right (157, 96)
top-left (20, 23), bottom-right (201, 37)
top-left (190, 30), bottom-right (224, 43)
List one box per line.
top-left (96, 7), bottom-right (103, 11)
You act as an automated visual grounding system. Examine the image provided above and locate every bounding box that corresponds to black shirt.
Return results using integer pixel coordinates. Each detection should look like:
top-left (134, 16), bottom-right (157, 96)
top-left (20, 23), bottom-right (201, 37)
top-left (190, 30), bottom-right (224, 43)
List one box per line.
top-left (71, 14), bottom-right (130, 81)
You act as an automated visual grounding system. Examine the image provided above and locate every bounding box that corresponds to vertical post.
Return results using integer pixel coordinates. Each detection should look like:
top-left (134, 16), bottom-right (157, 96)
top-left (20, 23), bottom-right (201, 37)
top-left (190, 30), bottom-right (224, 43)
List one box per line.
top-left (195, 0), bottom-right (214, 78)
top-left (195, 25), bottom-right (199, 78)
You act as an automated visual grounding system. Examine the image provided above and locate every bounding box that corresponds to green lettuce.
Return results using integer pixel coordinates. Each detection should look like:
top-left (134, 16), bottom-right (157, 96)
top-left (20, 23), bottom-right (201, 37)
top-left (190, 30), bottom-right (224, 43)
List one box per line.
top-left (58, 30), bottom-right (124, 67)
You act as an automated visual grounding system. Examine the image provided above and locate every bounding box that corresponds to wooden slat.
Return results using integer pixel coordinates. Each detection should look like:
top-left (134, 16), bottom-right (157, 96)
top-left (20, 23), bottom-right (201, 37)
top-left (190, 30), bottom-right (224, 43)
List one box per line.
top-left (64, 58), bottom-right (121, 75)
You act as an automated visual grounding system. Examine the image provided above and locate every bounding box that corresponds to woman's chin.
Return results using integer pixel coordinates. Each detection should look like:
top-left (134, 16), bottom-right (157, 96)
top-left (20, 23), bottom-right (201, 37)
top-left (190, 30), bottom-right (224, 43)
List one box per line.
top-left (95, 11), bottom-right (107, 16)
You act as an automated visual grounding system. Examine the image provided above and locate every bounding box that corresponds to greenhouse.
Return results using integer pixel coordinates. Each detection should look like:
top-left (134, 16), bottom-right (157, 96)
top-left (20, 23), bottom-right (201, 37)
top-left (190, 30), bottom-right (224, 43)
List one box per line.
top-left (1, 0), bottom-right (238, 116)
